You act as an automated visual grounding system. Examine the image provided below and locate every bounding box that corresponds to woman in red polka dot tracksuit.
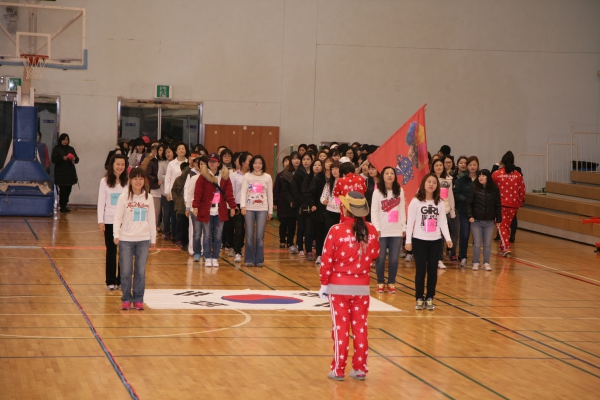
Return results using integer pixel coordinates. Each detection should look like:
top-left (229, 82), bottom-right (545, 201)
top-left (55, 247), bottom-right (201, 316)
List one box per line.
top-left (492, 151), bottom-right (525, 257)
top-left (319, 192), bottom-right (380, 381)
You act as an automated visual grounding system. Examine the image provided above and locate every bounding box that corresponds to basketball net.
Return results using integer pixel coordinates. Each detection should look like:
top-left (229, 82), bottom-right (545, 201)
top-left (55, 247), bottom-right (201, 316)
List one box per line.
top-left (21, 54), bottom-right (48, 81)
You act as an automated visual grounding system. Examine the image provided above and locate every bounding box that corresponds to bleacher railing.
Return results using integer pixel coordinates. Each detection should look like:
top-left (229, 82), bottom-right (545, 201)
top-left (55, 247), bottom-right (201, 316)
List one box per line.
top-left (547, 142), bottom-right (576, 184)
top-left (516, 153), bottom-right (546, 193)
top-left (518, 132), bottom-right (599, 194)
top-left (571, 132), bottom-right (600, 173)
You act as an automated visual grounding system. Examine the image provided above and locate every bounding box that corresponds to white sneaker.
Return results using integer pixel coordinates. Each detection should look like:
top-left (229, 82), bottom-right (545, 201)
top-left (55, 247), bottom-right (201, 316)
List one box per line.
top-left (315, 256), bottom-right (321, 265)
top-left (472, 263), bottom-right (480, 271)
top-left (298, 251), bottom-right (305, 258)
top-left (107, 285), bottom-right (115, 290)
top-left (460, 258), bottom-right (467, 267)
top-left (438, 261), bottom-right (447, 269)
top-left (205, 258), bottom-right (213, 267)
top-left (212, 258), bottom-right (219, 267)
top-left (289, 245), bottom-right (298, 254)
top-left (234, 254), bottom-right (242, 263)
top-left (405, 254), bottom-right (413, 262)
top-left (228, 248), bottom-right (235, 257)
top-left (484, 263), bottom-right (492, 271)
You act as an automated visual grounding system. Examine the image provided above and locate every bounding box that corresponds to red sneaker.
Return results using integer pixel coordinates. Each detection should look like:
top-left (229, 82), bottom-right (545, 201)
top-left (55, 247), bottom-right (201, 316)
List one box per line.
top-left (377, 284), bottom-right (385, 294)
top-left (120, 301), bottom-right (131, 310)
top-left (387, 284), bottom-right (397, 294)
top-left (133, 302), bottom-right (144, 310)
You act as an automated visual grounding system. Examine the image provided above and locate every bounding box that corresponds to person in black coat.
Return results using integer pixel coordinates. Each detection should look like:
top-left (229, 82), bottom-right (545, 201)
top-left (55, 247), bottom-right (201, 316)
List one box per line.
top-left (465, 169), bottom-right (502, 271)
top-left (290, 152), bottom-right (312, 256)
top-left (273, 156), bottom-right (292, 248)
top-left (52, 133), bottom-right (79, 212)
top-left (306, 161), bottom-right (327, 264)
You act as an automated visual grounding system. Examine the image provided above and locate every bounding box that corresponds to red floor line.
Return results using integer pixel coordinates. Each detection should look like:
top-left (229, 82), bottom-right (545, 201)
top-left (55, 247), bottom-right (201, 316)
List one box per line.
top-left (494, 253), bottom-right (600, 287)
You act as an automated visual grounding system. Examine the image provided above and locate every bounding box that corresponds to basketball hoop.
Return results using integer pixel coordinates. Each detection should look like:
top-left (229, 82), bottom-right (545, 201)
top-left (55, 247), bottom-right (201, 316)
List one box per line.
top-left (20, 54), bottom-right (49, 80)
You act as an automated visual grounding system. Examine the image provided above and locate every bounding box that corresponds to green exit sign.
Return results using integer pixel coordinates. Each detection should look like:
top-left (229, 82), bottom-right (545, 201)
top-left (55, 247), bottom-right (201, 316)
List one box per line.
top-left (8, 77), bottom-right (21, 91)
top-left (154, 84), bottom-right (172, 99)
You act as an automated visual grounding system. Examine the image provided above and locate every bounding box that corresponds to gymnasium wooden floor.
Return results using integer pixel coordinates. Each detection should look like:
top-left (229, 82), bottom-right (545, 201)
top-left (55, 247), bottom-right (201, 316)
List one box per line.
top-left (1, 210), bottom-right (599, 399)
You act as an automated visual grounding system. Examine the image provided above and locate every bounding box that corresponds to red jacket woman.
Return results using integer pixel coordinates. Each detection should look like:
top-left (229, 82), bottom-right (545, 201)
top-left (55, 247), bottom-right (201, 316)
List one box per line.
top-left (192, 164), bottom-right (236, 223)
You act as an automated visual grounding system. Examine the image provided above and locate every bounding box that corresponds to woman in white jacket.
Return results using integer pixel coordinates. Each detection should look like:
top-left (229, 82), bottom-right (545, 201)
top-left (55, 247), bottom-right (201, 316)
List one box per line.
top-left (431, 158), bottom-right (456, 269)
top-left (371, 166), bottom-right (406, 294)
top-left (162, 142), bottom-right (188, 241)
top-left (113, 168), bottom-right (156, 311)
top-left (97, 154), bottom-right (128, 290)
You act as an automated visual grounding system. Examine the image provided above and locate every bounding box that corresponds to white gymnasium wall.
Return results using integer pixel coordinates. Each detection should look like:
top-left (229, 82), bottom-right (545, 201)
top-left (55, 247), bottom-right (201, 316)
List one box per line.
top-left (2, 0), bottom-right (598, 204)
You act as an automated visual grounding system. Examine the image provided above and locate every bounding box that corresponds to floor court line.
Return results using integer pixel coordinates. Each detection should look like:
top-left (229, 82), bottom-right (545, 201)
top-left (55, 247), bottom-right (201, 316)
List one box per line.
top-left (367, 345), bottom-right (455, 399)
top-left (41, 247), bottom-right (139, 400)
top-left (534, 331), bottom-right (600, 359)
top-left (433, 297), bottom-right (600, 372)
top-left (217, 255), bottom-right (276, 290)
top-left (493, 330), bottom-right (600, 380)
top-left (492, 252), bottom-right (600, 285)
top-left (23, 219), bottom-right (39, 240)
top-left (379, 328), bottom-right (509, 399)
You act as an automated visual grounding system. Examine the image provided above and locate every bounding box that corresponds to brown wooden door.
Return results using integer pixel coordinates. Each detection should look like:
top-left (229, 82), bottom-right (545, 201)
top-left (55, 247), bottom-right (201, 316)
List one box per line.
top-left (204, 124), bottom-right (227, 153)
top-left (226, 125), bottom-right (243, 155)
top-left (242, 126), bottom-right (262, 157)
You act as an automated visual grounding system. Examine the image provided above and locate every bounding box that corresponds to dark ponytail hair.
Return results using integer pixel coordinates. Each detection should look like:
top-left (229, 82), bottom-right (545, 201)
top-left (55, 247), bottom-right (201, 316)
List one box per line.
top-left (345, 209), bottom-right (369, 245)
top-left (501, 151), bottom-right (516, 174)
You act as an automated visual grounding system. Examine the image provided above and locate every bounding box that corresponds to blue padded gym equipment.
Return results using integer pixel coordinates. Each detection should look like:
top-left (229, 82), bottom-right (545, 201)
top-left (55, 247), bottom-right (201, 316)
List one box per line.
top-left (0, 106), bottom-right (55, 217)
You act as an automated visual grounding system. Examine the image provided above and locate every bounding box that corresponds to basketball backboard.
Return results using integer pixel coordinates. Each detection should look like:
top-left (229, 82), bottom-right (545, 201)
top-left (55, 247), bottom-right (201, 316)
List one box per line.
top-left (0, 2), bottom-right (87, 69)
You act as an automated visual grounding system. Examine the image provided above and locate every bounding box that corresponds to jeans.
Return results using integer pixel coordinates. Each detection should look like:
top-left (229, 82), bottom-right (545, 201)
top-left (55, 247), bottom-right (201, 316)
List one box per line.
top-left (161, 196), bottom-right (176, 237)
top-left (471, 219), bottom-right (495, 264)
top-left (103, 224), bottom-right (120, 286)
top-left (201, 215), bottom-right (224, 259)
top-left (278, 216), bottom-right (296, 246)
top-left (458, 212), bottom-right (471, 260)
top-left (375, 236), bottom-right (403, 284)
top-left (192, 216), bottom-right (203, 256)
top-left (438, 213), bottom-right (454, 260)
top-left (119, 240), bottom-right (150, 303)
top-left (232, 207), bottom-right (245, 254)
top-left (448, 214), bottom-right (459, 257)
top-left (412, 238), bottom-right (442, 300)
top-left (244, 210), bottom-right (268, 264)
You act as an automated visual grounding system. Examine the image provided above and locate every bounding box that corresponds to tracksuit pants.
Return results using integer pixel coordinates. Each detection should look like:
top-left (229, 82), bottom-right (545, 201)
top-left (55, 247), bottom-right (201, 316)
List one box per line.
top-left (328, 294), bottom-right (370, 377)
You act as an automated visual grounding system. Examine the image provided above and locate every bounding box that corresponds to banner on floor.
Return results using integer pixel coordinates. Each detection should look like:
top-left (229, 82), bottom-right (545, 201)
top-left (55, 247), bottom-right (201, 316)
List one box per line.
top-left (144, 289), bottom-right (400, 311)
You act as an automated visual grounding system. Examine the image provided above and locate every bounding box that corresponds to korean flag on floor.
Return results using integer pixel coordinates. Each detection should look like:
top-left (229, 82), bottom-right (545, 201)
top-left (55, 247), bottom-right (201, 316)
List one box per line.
top-left (144, 289), bottom-right (400, 311)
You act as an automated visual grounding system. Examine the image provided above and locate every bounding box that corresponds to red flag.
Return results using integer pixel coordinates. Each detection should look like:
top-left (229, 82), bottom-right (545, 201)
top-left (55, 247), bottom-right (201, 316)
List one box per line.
top-left (368, 104), bottom-right (428, 205)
